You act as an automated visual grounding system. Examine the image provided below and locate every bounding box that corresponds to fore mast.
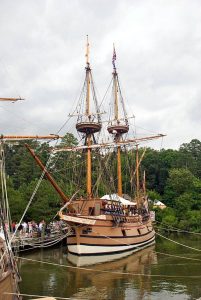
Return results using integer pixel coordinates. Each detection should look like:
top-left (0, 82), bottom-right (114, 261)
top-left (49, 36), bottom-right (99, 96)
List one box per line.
top-left (107, 46), bottom-right (129, 197)
top-left (76, 36), bottom-right (101, 198)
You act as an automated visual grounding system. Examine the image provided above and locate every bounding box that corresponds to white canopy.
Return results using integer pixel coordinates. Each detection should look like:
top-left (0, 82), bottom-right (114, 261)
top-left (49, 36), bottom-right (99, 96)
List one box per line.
top-left (101, 194), bottom-right (136, 206)
top-left (154, 200), bottom-right (166, 206)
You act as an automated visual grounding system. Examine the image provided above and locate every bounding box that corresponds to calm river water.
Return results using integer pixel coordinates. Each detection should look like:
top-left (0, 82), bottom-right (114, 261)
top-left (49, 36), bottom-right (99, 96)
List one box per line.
top-left (18, 234), bottom-right (201, 300)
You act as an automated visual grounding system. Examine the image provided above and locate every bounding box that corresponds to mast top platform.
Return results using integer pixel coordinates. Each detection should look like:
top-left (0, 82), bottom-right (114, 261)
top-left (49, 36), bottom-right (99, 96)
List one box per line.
top-left (107, 46), bottom-right (129, 137)
top-left (76, 36), bottom-right (101, 135)
top-left (107, 123), bottom-right (129, 135)
top-left (76, 121), bottom-right (101, 134)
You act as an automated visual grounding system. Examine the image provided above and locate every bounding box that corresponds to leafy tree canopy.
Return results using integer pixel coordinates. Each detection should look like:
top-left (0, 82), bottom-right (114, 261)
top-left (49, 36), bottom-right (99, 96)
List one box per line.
top-left (1, 135), bottom-right (200, 231)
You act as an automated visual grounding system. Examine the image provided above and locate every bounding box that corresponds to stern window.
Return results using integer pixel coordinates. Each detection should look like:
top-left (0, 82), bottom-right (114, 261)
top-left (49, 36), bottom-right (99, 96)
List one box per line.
top-left (82, 227), bottom-right (92, 234)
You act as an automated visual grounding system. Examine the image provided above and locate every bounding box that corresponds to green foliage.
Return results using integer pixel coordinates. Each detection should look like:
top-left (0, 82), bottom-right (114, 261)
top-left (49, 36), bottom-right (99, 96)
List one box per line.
top-left (179, 139), bottom-right (201, 178)
top-left (1, 135), bottom-right (201, 231)
top-left (147, 190), bottom-right (161, 201)
top-left (185, 210), bottom-right (201, 231)
top-left (21, 179), bottom-right (61, 222)
top-left (153, 206), bottom-right (178, 231)
top-left (60, 133), bottom-right (78, 147)
top-left (162, 214), bottom-right (178, 227)
top-left (164, 168), bottom-right (195, 205)
top-left (7, 179), bottom-right (25, 221)
top-left (5, 141), bottom-right (41, 189)
top-left (155, 156), bottom-right (201, 231)
top-left (174, 192), bottom-right (192, 214)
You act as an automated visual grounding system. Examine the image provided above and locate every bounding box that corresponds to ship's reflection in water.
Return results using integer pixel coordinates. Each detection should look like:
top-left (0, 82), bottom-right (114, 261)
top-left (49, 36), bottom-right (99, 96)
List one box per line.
top-left (67, 244), bottom-right (156, 267)
top-left (67, 245), bottom-right (157, 300)
top-left (19, 236), bottom-right (201, 300)
top-left (19, 245), bottom-right (157, 300)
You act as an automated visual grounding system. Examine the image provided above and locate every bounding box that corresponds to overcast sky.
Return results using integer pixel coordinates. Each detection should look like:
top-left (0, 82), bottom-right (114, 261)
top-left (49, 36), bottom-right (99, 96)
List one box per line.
top-left (0, 0), bottom-right (201, 149)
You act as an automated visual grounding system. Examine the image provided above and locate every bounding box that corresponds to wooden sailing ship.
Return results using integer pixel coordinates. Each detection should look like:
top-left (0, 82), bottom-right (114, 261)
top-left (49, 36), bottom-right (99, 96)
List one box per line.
top-left (0, 96), bottom-right (61, 299)
top-left (0, 134), bottom-right (60, 300)
top-left (58, 41), bottom-right (163, 256)
top-left (0, 224), bottom-right (21, 300)
top-left (0, 98), bottom-right (19, 300)
top-left (0, 97), bottom-right (22, 300)
top-left (27, 38), bottom-right (165, 256)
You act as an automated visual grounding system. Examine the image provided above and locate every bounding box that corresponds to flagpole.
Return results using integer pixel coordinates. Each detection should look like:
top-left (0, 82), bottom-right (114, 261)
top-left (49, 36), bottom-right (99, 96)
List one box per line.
top-left (112, 43), bottom-right (116, 70)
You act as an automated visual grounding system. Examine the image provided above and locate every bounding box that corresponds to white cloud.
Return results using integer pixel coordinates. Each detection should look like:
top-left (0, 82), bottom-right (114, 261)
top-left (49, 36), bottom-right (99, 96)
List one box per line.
top-left (0, 0), bottom-right (201, 149)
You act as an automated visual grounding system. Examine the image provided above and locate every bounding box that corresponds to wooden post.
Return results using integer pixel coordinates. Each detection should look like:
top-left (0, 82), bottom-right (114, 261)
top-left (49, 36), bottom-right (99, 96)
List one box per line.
top-left (136, 145), bottom-right (140, 207)
top-left (86, 70), bottom-right (90, 116)
top-left (117, 145), bottom-right (122, 197)
top-left (87, 135), bottom-right (92, 198)
top-left (25, 144), bottom-right (68, 203)
top-left (114, 72), bottom-right (118, 121)
top-left (143, 170), bottom-right (146, 196)
top-left (86, 35), bottom-right (90, 117)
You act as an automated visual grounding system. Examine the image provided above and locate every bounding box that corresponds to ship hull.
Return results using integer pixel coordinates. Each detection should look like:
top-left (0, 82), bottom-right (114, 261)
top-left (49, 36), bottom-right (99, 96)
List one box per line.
top-left (0, 271), bottom-right (16, 300)
top-left (68, 235), bottom-right (155, 256)
top-left (66, 215), bottom-right (155, 256)
top-left (67, 243), bottom-right (155, 266)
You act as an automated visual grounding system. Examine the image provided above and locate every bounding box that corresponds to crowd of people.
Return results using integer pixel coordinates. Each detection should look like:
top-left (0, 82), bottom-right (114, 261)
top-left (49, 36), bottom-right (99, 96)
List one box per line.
top-left (11, 220), bottom-right (63, 238)
top-left (102, 202), bottom-right (139, 216)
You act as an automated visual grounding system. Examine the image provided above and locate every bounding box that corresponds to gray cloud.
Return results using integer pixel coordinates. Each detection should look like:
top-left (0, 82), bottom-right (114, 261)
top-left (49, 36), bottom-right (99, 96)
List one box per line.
top-left (0, 0), bottom-right (201, 149)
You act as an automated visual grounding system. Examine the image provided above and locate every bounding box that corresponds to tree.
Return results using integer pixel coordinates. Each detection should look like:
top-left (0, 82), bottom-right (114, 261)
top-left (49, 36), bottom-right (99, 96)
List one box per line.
top-left (3, 135), bottom-right (201, 231)
top-left (60, 133), bottom-right (78, 147)
top-left (5, 140), bottom-right (43, 189)
top-left (164, 168), bottom-right (195, 205)
top-left (147, 190), bottom-right (161, 201)
top-left (154, 207), bottom-right (178, 227)
top-left (18, 179), bottom-right (61, 222)
top-left (7, 178), bottom-right (25, 222)
top-left (180, 139), bottom-right (201, 159)
top-left (180, 139), bottom-right (201, 178)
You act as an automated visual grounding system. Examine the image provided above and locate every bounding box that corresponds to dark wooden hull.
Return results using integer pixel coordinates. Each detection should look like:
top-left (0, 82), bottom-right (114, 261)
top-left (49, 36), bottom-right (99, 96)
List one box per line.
top-left (0, 271), bottom-right (16, 300)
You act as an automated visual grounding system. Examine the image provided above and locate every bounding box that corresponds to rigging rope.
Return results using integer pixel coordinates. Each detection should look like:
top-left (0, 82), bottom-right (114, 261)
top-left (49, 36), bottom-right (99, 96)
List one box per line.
top-left (155, 221), bottom-right (201, 235)
top-left (4, 292), bottom-right (72, 300)
top-left (92, 150), bottom-right (114, 196)
top-left (0, 138), bottom-right (61, 265)
top-left (0, 142), bottom-right (11, 225)
top-left (16, 256), bottom-right (201, 279)
top-left (90, 229), bottom-right (201, 261)
top-left (13, 232), bottom-right (70, 252)
top-left (156, 232), bottom-right (201, 252)
top-left (154, 251), bottom-right (201, 262)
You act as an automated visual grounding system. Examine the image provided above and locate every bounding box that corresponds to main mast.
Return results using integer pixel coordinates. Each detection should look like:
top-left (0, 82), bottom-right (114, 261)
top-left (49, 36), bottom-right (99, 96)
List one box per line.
top-left (76, 36), bottom-right (101, 198)
top-left (107, 46), bottom-right (129, 197)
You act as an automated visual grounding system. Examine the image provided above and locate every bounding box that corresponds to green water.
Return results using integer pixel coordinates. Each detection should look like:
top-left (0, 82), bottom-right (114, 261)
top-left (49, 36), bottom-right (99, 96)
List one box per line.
top-left (19, 234), bottom-right (201, 300)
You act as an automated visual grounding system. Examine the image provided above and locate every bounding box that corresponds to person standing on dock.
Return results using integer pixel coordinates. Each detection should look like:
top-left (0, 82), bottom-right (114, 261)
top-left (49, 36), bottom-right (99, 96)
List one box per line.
top-left (22, 221), bottom-right (28, 235)
top-left (39, 220), bottom-right (46, 237)
top-left (28, 222), bottom-right (33, 237)
top-left (11, 221), bottom-right (16, 232)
